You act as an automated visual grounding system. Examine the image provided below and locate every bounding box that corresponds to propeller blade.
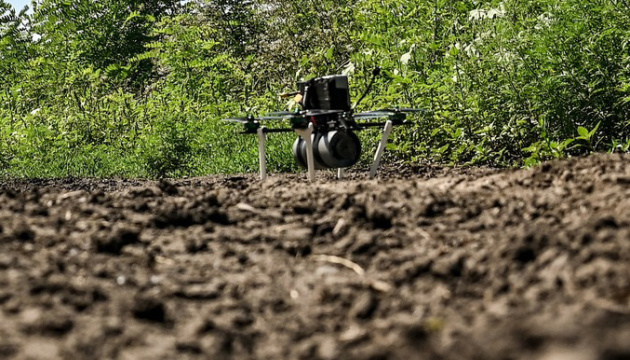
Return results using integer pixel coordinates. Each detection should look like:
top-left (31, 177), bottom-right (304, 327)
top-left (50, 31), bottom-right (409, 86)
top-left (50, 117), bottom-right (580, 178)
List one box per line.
top-left (222, 115), bottom-right (262, 124)
top-left (376, 108), bottom-right (426, 113)
top-left (222, 117), bottom-right (251, 123)
top-left (265, 111), bottom-right (296, 116)
top-left (260, 112), bottom-right (298, 120)
top-left (259, 116), bottom-right (289, 120)
top-left (353, 112), bottom-right (392, 119)
top-left (304, 109), bottom-right (344, 116)
top-left (259, 111), bottom-right (305, 120)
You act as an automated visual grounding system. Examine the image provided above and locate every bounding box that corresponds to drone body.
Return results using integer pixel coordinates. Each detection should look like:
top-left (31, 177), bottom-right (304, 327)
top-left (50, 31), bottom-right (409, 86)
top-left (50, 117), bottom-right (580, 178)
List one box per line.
top-left (292, 75), bottom-right (361, 169)
top-left (224, 70), bottom-right (424, 180)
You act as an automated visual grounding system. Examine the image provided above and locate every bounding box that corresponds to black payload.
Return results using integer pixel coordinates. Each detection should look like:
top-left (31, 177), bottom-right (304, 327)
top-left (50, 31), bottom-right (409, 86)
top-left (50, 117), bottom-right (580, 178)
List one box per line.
top-left (300, 75), bottom-right (351, 111)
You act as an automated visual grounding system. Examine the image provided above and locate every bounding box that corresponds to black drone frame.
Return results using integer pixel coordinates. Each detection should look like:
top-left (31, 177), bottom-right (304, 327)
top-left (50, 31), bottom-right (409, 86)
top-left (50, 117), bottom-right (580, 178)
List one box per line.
top-left (224, 69), bottom-right (426, 181)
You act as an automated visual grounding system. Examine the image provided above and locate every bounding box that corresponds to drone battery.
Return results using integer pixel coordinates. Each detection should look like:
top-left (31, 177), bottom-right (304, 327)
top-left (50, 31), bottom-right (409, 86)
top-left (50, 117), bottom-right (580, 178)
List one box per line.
top-left (316, 130), bottom-right (361, 168)
top-left (293, 130), bottom-right (361, 169)
top-left (303, 75), bottom-right (351, 111)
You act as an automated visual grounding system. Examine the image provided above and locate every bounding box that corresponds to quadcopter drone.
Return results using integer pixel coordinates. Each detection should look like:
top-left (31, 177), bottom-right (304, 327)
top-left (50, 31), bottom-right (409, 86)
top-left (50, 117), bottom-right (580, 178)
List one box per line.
top-left (223, 68), bottom-right (425, 181)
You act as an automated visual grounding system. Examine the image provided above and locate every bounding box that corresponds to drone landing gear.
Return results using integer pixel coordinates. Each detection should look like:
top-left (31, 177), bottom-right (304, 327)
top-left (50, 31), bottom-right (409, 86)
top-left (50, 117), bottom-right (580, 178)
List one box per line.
top-left (256, 125), bottom-right (317, 182)
top-left (255, 121), bottom-right (393, 182)
top-left (257, 127), bottom-right (267, 181)
top-left (294, 124), bottom-right (316, 182)
top-left (369, 120), bottom-right (393, 179)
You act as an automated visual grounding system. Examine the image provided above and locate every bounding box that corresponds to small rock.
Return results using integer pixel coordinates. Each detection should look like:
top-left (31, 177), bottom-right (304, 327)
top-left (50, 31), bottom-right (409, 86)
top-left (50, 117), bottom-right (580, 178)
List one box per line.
top-left (175, 283), bottom-right (223, 300)
top-left (332, 219), bottom-right (349, 237)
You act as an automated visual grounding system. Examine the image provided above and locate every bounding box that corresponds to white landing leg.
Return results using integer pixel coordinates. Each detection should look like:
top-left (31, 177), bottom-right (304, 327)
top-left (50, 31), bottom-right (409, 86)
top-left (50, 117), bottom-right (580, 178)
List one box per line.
top-left (369, 120), bottom-right (394, 179)
top-left (295, 123), bottom-right (316, 182)
top-left (338, 167), bottom-right (345, 179)
top-left (257, 127), bottom-right (267, 181)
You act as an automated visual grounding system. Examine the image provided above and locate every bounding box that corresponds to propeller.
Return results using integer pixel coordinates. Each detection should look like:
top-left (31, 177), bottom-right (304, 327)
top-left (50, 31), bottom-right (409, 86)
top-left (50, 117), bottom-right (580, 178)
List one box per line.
top-left (259, 111), bottom-right (297, 120)
top-left (375, 108), bottom-right (426, 113)
top-left (223, 117), bottom-right (254, 123)
top-left (266, 111), bottom-right (296, 116)
top-left (354, 108), bottom-right (426, 119)
top-left (353, 112), bottom-right (390, 119)
top-left (303, 109), bottom-right (344, 117)
top-left (222, 114), bottom-right (263, 122)
top-left (222, 115), bottom-right (261, 132)
top-left (261, 109), bottom-right (344, 120)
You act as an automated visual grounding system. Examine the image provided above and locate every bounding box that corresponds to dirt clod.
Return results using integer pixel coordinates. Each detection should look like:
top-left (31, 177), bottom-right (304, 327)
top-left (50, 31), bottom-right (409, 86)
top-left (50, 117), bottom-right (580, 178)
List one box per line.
top-left (349, 292), bottom-right (378, 319)
top-left (132, 294), bottom-right (168, 323)
top-left (10, 223), bottom-right (35, 242)
top-left (94, 225), bottom-right (141, 254)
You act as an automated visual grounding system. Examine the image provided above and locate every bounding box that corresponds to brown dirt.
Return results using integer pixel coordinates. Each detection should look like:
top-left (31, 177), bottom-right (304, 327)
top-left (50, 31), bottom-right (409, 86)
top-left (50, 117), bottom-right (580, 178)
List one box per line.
top-left (0, 153), bottom-right (629, 360)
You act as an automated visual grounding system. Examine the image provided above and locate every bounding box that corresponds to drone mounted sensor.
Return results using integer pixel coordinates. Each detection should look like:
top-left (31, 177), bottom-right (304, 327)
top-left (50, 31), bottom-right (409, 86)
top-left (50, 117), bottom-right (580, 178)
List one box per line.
top-left (223, 68), bottom-right (425, 181)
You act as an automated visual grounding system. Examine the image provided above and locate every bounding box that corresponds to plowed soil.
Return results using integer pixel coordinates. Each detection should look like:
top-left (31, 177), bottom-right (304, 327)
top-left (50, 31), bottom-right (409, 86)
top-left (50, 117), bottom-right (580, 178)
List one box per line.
top-left (1, 154), bottom-right (629, 360)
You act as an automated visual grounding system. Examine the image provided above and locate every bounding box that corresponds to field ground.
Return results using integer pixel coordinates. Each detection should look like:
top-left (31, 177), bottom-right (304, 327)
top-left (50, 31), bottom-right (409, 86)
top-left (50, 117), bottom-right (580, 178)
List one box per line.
top-left (0, 154), bottom-right (629, 359)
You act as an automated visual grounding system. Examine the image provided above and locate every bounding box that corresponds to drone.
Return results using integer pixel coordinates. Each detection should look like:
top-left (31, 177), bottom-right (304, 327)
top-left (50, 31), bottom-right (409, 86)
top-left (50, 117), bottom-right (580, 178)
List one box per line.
top-left (223, 68), bottom-right (425, 181)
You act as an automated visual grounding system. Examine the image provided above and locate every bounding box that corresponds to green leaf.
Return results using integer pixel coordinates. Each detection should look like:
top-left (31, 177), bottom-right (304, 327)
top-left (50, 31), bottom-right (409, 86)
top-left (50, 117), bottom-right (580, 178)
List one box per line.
top-left (325, 48), bottom-right (334, 60)
top-left (577, 126), bottom-right (589, 138)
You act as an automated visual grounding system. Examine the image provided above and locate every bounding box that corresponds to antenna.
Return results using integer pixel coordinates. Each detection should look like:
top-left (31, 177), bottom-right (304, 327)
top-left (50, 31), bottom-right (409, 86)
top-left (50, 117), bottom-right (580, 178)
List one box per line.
top-left (352, 67), bottom-right (381, 111)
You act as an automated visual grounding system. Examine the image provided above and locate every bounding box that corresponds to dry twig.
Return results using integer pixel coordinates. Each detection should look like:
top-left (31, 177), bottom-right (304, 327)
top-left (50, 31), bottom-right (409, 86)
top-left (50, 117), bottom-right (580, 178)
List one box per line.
top-left (311, 254), bottom-right (365, 276)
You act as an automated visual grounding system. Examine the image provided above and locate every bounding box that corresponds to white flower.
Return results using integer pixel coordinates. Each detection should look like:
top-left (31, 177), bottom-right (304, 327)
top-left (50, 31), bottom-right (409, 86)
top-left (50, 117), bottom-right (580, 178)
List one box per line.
top-left (469, 3), bottom-right (506, 21)
top-left (342, 61), bottom-right (355, 75)
top-left (464, 43), bottom-right (479, 57)
top-left (535, 12), bottom-right (553, 29)
top-left (469, 9), bottom-right (486, 21)
top-left (487, 3), bottom-right (506, 19)
top-left (400, 52), bottom-right (412, 65)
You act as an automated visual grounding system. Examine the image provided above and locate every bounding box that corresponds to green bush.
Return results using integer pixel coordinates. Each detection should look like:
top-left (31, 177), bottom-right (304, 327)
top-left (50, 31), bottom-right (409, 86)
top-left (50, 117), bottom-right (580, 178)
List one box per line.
top-left (1, 0), bottom-right (629, 178)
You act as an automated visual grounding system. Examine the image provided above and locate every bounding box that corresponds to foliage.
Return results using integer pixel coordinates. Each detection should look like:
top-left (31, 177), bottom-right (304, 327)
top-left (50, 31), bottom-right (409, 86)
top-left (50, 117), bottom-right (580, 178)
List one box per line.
top-left (1, 0), bottom-right (630, 178)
